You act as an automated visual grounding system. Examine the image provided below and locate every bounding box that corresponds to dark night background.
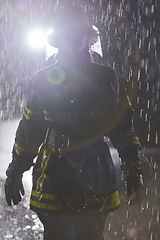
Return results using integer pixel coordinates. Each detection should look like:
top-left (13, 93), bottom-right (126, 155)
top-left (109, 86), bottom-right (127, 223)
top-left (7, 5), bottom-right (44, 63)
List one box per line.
top-left (0, 0), bottom-right (160, 239)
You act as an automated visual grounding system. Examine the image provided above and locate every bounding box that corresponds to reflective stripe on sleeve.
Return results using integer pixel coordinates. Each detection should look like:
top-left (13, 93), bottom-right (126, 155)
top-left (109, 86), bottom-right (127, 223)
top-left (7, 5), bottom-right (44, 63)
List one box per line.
top-left (13, 142), bottom-right (38, 155)
top-left (127, 136), bottom-right (141, 146)
top-left (14, 142), bottom-right (25, 155)
top-left (24, 105), bottom-right (44, 120)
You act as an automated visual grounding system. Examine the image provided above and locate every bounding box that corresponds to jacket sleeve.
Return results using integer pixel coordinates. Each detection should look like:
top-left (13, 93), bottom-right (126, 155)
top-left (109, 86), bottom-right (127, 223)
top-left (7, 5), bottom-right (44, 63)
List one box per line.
top-left (108, 75), bottom-right (141, 172)
top-left (13, 74), bottom-right (48, 158)
top-left (6, 73), bottom-right (48, 175)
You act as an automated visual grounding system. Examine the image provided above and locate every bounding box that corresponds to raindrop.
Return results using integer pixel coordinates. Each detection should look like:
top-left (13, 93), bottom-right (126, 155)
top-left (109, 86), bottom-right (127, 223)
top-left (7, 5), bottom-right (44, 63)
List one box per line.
top-left (154, 172), bottom-right (157, 180)
top-left (151, 207), bottom-right (154, 215)
top-left (148, 221), bottom-right (151, 229)
top-left (108, 223), bottom-right (111, 231)
top-left (139, 81), bottom-right (142, 89)
top-left (122, 224), bottom-right (125, 232)
top-left (148, 121), bottom-right (150, 131)
top-left (157, 212), bottom-right (159, 223)
top-left (140, 109), bottom-right (143, 117)
top-left (126, 211), bottom-right (129, 218)
top-left (141, 205), bottom-right (144, 213)
top-left (151, 5), bottom-right (154, 13)
top-left (155, 187), bottom-right (158, 194)
top-left (156, 91), bottom-right (159, 100)
top-left (155, 132), bottom-right (158, 144)
top-left (137, 70), bottom-right (141, 81)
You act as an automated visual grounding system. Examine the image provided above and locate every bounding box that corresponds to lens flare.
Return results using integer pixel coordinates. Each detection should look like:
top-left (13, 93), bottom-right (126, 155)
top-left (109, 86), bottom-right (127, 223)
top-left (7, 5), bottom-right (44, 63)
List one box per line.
top-left (127, 227), bottom-right (137, 238)
top-left (47, 66), bottom-right (65, 85)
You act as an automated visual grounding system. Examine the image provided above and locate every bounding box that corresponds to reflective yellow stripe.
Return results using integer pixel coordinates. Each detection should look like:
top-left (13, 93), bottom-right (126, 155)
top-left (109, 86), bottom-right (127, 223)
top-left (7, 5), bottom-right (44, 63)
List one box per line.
top-left (43, 109), bottom-right (109, 122)
top-left (14, 142), bottom-right (24, 155)
top-left (31, 191), bottom-right (119, 205)
top-left (14, 142), bottom-right (38, 155)
top-left (100, 191), bottom-right (119, 211)
top-left (131, 162), bottom-right (141, 168)
top-left (103, 191), bottom-right (120, 211)
top-left (43, 110), bottom-right (53, 121)
top-left (127, 95), bottom-right (131, 106)
top-left (24, 105), bottom-right (44, 120)
top-left (36, 147), bottom-right (52, 192)
top-left (110, 190), bottom-right (119, 198)
top-left (30, 199), bottom-right (59, 211)
top-left (31, 189), bottom-right (58, 201)
top-left (104, 199), bottom-right (120, 210)
top-left (30, 190), bottom-right (120, 213)
top-left (128, 136), bottom-right (141, 145)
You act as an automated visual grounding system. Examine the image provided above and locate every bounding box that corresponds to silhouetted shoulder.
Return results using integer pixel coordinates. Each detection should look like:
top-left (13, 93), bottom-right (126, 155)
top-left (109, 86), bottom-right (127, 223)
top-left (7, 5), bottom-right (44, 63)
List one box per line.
top-left (89, 62), bottom-right (119, 94)
top-left (29, 64), bottom-right (57, 91)
top-left (90, 61), bottom-right (114, 75)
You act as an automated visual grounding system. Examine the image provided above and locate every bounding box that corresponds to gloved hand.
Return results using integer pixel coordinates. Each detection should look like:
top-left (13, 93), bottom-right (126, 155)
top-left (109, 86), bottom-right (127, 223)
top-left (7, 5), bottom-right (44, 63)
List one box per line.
top-left (125, 166), bottom-right (143, 205)
top-left (5, 173), bottom-right (25, 206)
top-left (118, 142), bottom-right (144, 205)
top-left (4, 148), bottom-right (35, 206)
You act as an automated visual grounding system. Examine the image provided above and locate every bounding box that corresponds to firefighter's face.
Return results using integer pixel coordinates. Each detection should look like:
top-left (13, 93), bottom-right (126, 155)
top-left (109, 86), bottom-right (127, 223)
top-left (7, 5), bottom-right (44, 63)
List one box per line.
top-left (58, 26), bottom-right (88, 54)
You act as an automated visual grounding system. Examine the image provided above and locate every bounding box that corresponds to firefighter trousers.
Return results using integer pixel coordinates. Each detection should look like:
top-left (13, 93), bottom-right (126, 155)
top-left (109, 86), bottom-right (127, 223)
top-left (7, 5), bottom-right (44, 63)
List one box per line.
top-left (38, 211), bottom-right (107, 240)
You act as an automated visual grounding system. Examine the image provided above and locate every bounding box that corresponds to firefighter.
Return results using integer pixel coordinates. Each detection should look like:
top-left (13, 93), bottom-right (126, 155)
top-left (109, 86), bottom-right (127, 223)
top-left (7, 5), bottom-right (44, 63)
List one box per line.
top-left (4, 5), bottom-right (143, 240)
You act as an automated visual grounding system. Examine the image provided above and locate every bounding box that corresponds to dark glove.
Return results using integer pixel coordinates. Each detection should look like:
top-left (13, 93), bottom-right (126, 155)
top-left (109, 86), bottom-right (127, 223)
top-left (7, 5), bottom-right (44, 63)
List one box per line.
top-left (5, 173), bottom-right (25, 206)
top-left (4, 148), bottom-right (35, 206)
top-left (119, 143), bottom-right (144, 205)
top-left (125, 166), bottom-right (143, 205)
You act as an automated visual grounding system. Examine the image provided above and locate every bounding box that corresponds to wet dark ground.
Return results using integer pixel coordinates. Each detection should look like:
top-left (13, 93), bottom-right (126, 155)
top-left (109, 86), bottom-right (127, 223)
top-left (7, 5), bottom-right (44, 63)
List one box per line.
top-left (0, 148), bottom-right (160, 240)
top-left (0, 182), bottom-right (43, 239)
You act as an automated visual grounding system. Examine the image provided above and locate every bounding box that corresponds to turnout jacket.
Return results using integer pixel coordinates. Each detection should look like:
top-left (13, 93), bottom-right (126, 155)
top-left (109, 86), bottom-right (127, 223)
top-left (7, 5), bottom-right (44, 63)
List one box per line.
top-left (12, 60), bottom-right (140, 214)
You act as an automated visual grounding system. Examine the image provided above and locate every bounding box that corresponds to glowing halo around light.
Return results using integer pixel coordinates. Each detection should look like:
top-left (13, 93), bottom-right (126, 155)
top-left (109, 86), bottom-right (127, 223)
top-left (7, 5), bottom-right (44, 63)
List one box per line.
top-left (27, 29), bottom-right (47, 49)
